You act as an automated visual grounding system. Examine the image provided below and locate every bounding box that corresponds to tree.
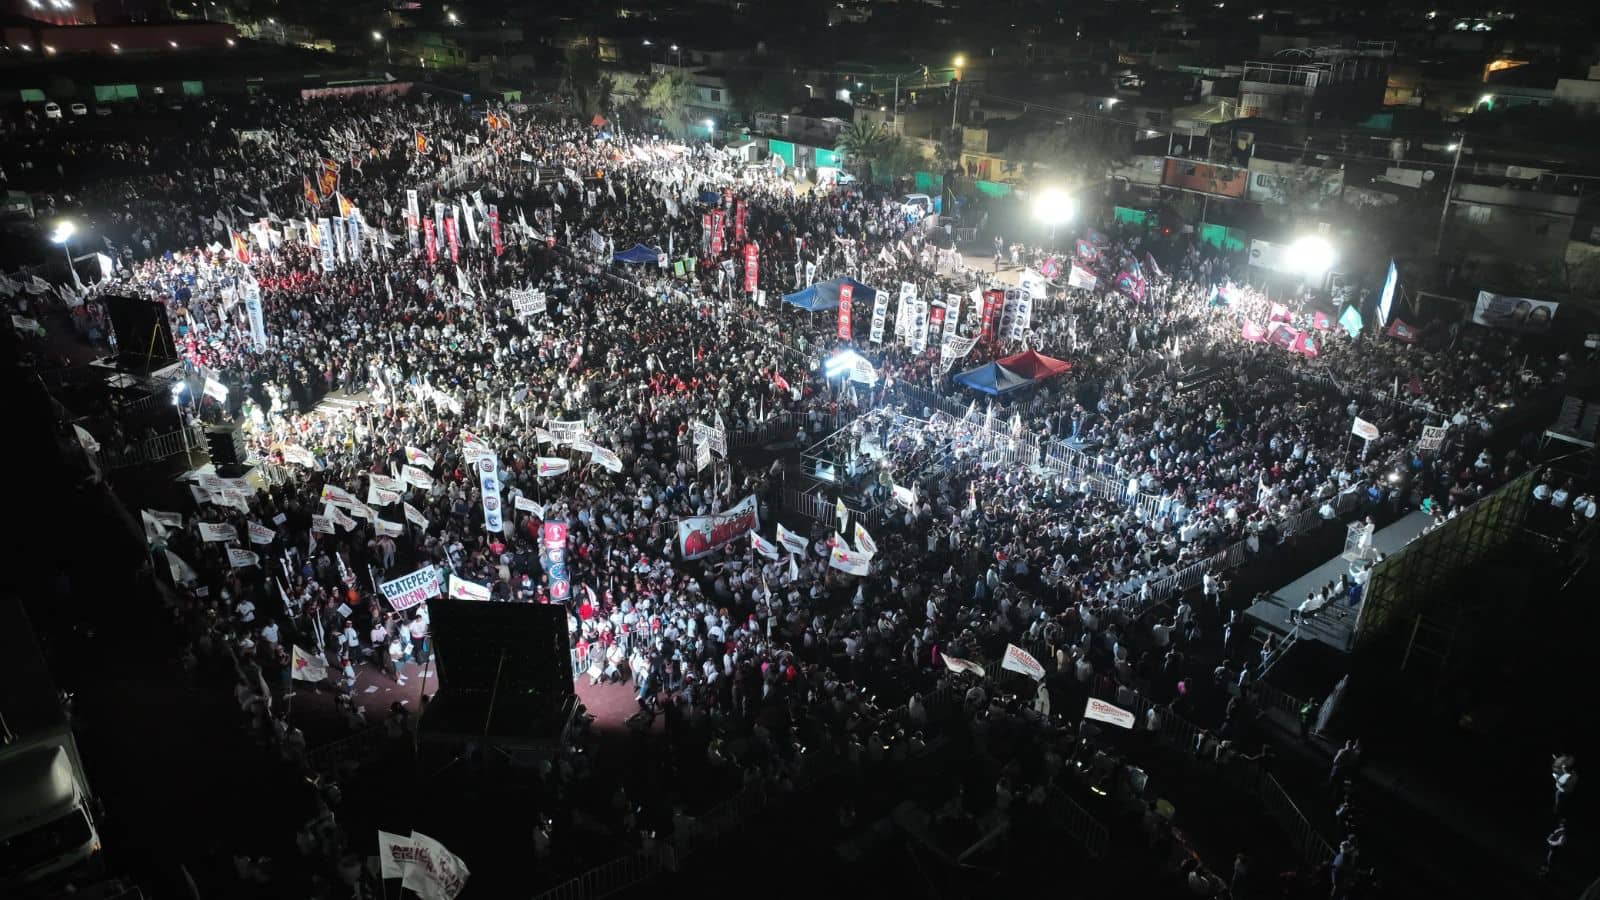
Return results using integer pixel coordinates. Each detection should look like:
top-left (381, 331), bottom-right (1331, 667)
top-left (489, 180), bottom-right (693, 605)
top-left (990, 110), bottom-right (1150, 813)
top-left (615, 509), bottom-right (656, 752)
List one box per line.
top-left (727, 52), bottom-right (803, 121)
top-left (839, 121), bottom-right (889, 180)
top-left (561, 43), bottom-right (608, 118)
top-left (1011, 119), bottom-right (1128, 186)
top-left (639, 70), bottom-right (697, 137)
top-left (872, 135), bottom-right (927, 182)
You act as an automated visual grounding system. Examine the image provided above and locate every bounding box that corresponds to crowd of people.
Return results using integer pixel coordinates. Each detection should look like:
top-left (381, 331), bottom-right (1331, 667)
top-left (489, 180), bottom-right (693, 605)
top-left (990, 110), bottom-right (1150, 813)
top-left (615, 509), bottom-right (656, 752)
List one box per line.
top-left (8, 88), bottom-right (1582, 898)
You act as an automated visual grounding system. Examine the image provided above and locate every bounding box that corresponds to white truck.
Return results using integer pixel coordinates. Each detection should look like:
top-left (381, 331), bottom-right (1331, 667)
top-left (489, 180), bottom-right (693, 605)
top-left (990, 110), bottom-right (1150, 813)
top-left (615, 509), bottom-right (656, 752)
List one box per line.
top-left (0, 597), bottom-right (103, 893)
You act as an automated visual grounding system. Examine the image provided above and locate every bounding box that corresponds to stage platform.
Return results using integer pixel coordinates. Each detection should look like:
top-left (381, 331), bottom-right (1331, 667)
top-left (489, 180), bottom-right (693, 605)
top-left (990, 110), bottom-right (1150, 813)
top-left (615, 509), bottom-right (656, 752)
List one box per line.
top-left (1246, 511), bottom-right (1432, 651)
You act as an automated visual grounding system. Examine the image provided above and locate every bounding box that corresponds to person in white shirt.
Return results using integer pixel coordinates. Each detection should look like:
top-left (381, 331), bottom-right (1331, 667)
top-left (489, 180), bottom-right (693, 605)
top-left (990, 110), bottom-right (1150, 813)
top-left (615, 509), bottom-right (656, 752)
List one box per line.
top-left (236, 598), bottom-right (256, 625)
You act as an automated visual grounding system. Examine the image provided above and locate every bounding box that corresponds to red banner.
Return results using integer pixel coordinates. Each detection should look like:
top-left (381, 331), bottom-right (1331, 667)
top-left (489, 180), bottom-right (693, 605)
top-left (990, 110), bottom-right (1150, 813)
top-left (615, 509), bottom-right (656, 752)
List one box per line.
top-left (838, 282), bottom-right (854, 341)
top-left (445, 215), bottom-right (459, 262)
top-left (980, 290), bottom-right (1004, 341)
top-left (711, 210), bottom-right (724, 257)
top-left (928, 303), bottom-right (946, 344)
top-left (701, 213), bottom-right (712, 256)
top-left (424, 220), bottom-right (437, 264)
top-left (734, 200), bottom-right (747, 244)
top-left (489, 206), bottom-right (503, 257)
top-left (743, 243), bottom-right (759, 294)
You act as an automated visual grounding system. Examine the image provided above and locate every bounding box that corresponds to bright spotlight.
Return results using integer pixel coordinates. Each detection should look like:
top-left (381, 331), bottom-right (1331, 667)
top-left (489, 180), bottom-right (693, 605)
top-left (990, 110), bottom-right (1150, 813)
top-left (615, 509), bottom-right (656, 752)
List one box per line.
top-left (1286, 235), bottom-right (1335, 277)
top-left (50, 221), bottom-right (76, 244)
top-left (1031, 189), bottom-right (1075, 226)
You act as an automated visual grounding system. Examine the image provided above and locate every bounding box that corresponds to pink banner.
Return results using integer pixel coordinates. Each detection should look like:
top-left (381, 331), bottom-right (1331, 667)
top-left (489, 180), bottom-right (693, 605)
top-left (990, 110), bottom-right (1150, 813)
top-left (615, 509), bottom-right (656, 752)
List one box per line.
top-left (837, 282), bottom-right (854, 340)
top-left (1241, 320), bottom-right (1266, 343)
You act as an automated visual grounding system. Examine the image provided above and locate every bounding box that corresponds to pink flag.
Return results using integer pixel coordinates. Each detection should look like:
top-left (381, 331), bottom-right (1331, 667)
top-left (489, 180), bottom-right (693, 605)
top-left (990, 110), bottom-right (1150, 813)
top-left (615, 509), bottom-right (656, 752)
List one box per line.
top-left (1241, 321), bottom-right (1267, 343)
top-left (1386, 318), bottom-right (1419, 343)
top-left (1267, 322), bottom-right (1298, 349)
top-left (1291, 331), bottom-right (1319, 358)
top-left (1312, 310), bottom-right (1331, 331)
top-left (1269, 303), bottom-right (1291, 323)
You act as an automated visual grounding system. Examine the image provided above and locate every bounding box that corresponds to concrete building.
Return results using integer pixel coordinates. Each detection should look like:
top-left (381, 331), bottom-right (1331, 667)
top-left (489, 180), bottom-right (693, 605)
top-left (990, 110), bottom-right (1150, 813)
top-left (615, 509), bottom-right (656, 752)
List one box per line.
top-left (1239, 44), bottom-right (1390, 123)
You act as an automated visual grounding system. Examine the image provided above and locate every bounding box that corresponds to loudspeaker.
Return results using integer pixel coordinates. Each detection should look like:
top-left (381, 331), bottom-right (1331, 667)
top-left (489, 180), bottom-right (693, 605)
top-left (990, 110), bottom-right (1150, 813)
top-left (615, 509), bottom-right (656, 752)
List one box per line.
top-left (206, 424), bottom-right (246, 470)
top-left (102, 295), bottom-right (177, 373)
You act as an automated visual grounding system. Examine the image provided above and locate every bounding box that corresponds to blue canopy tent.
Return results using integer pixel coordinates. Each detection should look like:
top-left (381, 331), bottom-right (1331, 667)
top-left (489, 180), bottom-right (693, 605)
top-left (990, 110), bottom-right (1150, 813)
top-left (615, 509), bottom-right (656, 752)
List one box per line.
top-left (952, 362), bottom-right (1034, 397)
top-left (781, 277), bottom-right (879, 312)
top-left (613, 244), bottom-right (663, 264)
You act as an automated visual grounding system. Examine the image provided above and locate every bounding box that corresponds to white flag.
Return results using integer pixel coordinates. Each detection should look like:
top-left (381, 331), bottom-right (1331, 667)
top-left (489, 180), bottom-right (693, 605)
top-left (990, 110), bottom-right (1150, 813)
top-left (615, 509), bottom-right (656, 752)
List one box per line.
top-left (942, 654), bottom-right (986, 678)
top-left (165, 549), bottom-right (200, 585)
top-left (292, 646), bottom-right (329, 683)
top-left (536, 457), bottom-right (570, 477)
top-left (1351, 417), bottom-right (1380, 441)
top-left (776, 523), bottom-right (809, 556)
top-left (403, 502), bottom-right (431, 530)
top-left (399, 831), bottom-right (470, 900)
top-left (247, 522), bottom-right (276, 545)
top-left (1083, 697), bottom-right (1136, 729)
top-left (589, 446), bottom-right (624, 473)
top-left (402, 465), bottom-right (434, 490)
top-left (198, 522), bottom-right (237, 542)
top-left (750, 531), bottom-right (780, 560)
top-left (853, 522), bottom-right (878, 556)
top-left (368, 483), bottom-right (402, 507)
top-left (514, 496), bottom-right (545, 516)
top-left (1000, 643), bottom-right (1046, 681)
top-left (227, 548), bottom-right (261, 568)
top-left (447, 574), bottom-right (492, 602)
top-left (828, 545), bottom-right (871, 576)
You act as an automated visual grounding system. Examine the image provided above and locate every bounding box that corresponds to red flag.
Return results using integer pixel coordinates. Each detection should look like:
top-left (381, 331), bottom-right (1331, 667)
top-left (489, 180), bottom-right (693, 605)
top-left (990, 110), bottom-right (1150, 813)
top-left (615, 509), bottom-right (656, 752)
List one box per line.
top-left (231, 232), bottom-right (251, 264)
top-left (743, 242), bottom-right (759, 294)
top-left (837, 282), bottom-right (854, 341)
top-left (1312, 310), bottom-right (1332, 330)
top-left (302, 176), bottom-right (319, 208)
top-left (1407, 373), bottom-right (1423, 396)
top-left (415, 131), bottom-right (430, 155)
top-left (980, 290), bottom-right (1003, 341)
top-left (773, 372), bottom-right (791, 392)
top-left (1269, 303), bottom-right (1291, 323)
top-left (1241, 321), bottom-right (1266, 343)
top-left (710, 210), bottom-right (724, 257)
top-left (489, 206), bottom-right (503, 257)
top-left (1386, 318), bottom-right (1419, 343)
top-left (445, 215), bottom-right (459, 262)
top-left (1290, 331), bottom-right (1319, 358)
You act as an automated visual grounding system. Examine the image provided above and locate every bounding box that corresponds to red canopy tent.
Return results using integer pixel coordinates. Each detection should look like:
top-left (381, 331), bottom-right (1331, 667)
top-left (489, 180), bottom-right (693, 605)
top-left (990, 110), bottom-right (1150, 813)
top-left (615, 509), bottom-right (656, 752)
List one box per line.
top-left (996, 349), bottom-right (1072, 380)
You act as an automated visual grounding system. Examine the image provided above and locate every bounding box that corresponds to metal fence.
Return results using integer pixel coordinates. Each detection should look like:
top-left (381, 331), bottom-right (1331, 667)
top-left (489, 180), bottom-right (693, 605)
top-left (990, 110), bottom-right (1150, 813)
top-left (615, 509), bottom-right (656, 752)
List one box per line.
top-left (304, 724), bottom-right (388, 774)
top-left (530, 846), bottom-right (676, 900)
top-left (96, 422), bottom-right (202, 470)
top-left (779, 486), bottom-right (889, 531)
top-left (1047, 786), bottom-right (1111, 858)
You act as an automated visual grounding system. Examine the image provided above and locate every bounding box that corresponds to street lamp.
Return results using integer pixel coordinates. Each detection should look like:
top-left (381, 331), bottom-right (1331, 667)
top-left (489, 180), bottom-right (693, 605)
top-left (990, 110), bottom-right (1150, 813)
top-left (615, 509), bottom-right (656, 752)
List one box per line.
top-left (950, 54), bottom-right (966, 130)
top-left (1031, 188), bottom-right (1075, 241)
top-left (50, 221), bottom-right (80, 288)
top-left (1286, 235), bottom-right (1336, 278)
top-left (703, 118), bottom-right (715, 139)
top-left (1435, 136), bottom-right (1464, 257)
top-left (372, 30), bottom-right (390, 64)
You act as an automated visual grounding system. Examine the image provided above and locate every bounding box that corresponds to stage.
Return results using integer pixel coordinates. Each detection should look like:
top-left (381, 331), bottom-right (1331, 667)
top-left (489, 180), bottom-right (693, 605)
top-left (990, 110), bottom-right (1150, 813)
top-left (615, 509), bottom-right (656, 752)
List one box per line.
top-left (1246, 511), bottom-right (1433, 651)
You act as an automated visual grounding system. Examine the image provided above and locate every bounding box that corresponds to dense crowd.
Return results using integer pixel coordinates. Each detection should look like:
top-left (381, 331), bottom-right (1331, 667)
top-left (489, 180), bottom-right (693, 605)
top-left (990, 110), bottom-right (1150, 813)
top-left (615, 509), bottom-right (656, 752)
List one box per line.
top-left (7, 89), bottom-right (1580, 898)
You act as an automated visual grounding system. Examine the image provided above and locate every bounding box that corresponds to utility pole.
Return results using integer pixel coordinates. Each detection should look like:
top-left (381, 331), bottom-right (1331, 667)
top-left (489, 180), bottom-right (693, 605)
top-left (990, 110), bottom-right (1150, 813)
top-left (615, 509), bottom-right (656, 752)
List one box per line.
top-left (1434, 134), bottom-right (1464, 258)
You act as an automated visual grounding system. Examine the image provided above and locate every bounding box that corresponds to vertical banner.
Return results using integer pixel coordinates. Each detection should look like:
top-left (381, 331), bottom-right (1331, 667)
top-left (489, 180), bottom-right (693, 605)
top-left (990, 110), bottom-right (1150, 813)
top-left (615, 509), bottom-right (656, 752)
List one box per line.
top-left (927, 303), bottom-right (946, 354)
top-left (743, 242), bottom-right (759, 294)
top-left (424, 219), bottom-right (437, 265)
top-left (911, 299), bottom-right (930, 353)
top-left (318, 217), bottom-right (336, 272)
top-left (734, 200), bottom-right (747, 243)
top-left (347, 213), bottom-right (361, 263)
top-left (241, 273), bottom-right (267, 352)
top-left (869, 284), bottom-right (889, 343)
top-left (710, 210), bottom-right (724, 257)
top-left (332, 216), bottom-right (347, 263)
top-left (943, 291), bottom-right (963, 345)
top-left (837, 281), bottom-right (854, 341)
top-left (701, 213), bottom-right (712, 256)
top-left (1008, 289), bottom-right (1033, 341)
top-left (488, 205), bottom-right (503, 257)
top-left (895, 281), bottom-right (918, 342)
top-left (541, 521), bottom-right (571, 602)
top-left (445, 215), bottom-right (460, 263)
top-left (477, 449), bottom-right (503, 534)
top-left (433, 202), bottom-right (445, 244)
top-left (405, 189), bottom-right (420, 251)
top-left (980, 290), bottom-right (1003, 341)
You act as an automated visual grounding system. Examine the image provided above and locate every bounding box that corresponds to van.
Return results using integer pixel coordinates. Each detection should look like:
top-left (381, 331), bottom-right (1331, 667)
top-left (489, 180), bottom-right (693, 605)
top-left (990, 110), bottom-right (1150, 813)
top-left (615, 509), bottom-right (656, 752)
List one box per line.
top-left (43, 102), bottom-right (62, 120)
top-left (69, 103), bottom-right (87, 117)
top-left (901, 193), bottom-right (934, 215)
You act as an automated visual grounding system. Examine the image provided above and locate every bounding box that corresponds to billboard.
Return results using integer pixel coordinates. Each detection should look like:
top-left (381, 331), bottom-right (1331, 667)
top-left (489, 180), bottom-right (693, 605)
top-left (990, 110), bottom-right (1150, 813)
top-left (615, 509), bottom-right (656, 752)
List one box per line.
top-left (1472, 291), bottom-right (1558, 334)
top-left (1377, 260), bottom-right (1399, 327)
top-left (1162, 158), bottom-right (1248, 199)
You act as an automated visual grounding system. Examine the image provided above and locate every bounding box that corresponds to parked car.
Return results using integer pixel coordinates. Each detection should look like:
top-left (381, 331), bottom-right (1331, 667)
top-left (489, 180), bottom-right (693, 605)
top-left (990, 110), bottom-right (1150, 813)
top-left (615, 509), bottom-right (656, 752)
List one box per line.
top-left (43, 102), bottom-right (62, 120)
top-left (93, 107), bottom-right (111, 117)
top-left (69, 103), bottom-right (87, 117)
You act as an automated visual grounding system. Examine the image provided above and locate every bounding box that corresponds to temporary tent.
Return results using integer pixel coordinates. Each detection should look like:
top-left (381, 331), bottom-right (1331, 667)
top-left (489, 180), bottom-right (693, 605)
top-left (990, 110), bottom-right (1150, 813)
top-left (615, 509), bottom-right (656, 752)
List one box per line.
top-left (612, 244), bottom-right (663, 264)
top-left (952, 362), bottom-right (1034, 397)
top-left (996, 349), bottom-right (1072, 380)
top-left (781, 277), bottom-right (879, 313)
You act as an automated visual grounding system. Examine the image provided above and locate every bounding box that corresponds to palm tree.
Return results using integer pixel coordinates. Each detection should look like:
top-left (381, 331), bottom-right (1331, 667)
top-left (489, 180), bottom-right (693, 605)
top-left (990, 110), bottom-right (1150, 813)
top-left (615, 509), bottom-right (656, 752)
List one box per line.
top-left (839, 121), bottom-right (888, 181)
